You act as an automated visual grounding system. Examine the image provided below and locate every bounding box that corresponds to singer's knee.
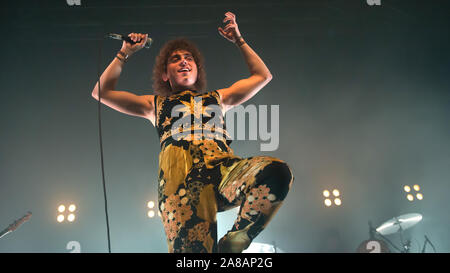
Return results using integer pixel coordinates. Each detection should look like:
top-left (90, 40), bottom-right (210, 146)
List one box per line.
top-left (256, 160), bottom-right (294, 201)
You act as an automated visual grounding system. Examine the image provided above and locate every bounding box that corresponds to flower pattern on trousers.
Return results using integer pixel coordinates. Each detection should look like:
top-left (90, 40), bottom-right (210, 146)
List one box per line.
top-left (162, 194), bottom-right (193, 241)
top-left (188, 222), bottom-right (210, 243)
top-left (241, 185), bottom-right (274, 218)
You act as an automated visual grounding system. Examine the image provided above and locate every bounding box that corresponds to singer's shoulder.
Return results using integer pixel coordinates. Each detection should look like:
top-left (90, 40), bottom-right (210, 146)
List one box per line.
top-left (141, 94), bottom-right (155, 105)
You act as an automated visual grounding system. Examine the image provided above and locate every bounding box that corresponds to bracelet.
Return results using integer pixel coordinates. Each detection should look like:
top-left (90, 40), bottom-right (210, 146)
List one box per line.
top-left (116, 50), bottom-right (129, 63)
top-left (235, 36), bottom-right (246, 47)
top-left (116, 55), bottom-right (126, 63)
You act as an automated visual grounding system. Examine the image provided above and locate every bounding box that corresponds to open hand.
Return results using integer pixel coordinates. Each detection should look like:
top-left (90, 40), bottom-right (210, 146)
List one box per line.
top-left (218, 12), bottom-right (242, 43)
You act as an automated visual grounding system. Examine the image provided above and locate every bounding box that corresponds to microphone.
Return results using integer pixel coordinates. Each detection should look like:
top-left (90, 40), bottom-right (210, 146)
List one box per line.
top-left (107, 33), bottom-right (153, 49)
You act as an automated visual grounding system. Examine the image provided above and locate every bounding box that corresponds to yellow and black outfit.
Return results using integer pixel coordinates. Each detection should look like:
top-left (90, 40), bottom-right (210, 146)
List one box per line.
top-left (154, 89), bottom-right (294, 253)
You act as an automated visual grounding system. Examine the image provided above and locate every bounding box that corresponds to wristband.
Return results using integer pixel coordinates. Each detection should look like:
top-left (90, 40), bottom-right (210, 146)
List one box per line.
top-left (235, 36), bottom-right (246, 47)
top-left (116, 55), bottom-right (126, 63)
top-left (116, 50), bottom-right (129, 63)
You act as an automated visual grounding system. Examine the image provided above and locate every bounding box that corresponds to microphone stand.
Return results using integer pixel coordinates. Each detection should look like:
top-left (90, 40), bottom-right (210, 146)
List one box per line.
top-left (422, 235), bottom-right (436, 253)
top-left (421, 236), bottom-right (428, 253)
top-left (0, 229), bottom-right (12, 240)
top-left (272, 241), bottom-right (277, 253)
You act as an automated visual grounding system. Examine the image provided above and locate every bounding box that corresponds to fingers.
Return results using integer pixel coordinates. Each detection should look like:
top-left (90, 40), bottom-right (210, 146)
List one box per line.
top-left (223, 23), bottom-right (236, 33)
top-left (223, 17), bottom-right (233, 24)
top-left (128, 33), bottom-right (137, 42)
top-left (223, 11), bottom-right (236, 23)
top-left (218, 27), bottom-right (228, 39)
top-left (127, 33), bottom-right (148, 45)
top-left (217, 27), bottom-right (234, 42)
top-left (221, 11), bottom-right (238, 34)
top-left (137, 34), bottom-right (148, 47)
top-left (219, 12), bottom-right (240, 42)
top-left (225, 11), bottom-right (236, 20)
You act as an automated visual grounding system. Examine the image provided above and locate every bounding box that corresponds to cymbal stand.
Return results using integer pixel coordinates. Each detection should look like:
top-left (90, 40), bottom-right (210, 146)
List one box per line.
top-left (368, 221), bottom-right (403, 253)
top-left (395, 217), bottom-right (411, 253)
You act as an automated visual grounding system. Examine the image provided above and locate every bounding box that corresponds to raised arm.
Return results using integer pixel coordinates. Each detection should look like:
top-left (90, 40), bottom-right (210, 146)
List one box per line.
top-left (216, 12), bottom-right (273, 113)
top-left (91, 33), bottom-right (155, 125)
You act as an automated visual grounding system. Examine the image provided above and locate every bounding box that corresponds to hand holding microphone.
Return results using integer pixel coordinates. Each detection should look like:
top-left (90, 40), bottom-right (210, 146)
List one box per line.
top-left (120, 33), bottom-right (149, 56)
top-left (107, 33), bottom-right (152, 63)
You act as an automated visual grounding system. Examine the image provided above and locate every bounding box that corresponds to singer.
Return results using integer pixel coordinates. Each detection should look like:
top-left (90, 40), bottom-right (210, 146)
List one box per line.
top-left (92, 12), bottom-right (294, 253)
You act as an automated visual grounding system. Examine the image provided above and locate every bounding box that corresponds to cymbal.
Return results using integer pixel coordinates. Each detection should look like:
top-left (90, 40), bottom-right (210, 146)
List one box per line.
top-left (376, 213), bottom-right (422, 235)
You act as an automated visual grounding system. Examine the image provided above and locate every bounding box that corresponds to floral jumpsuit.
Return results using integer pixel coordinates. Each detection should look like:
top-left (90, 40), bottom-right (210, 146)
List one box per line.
top-left (154, 89), bottom-right (294, 253)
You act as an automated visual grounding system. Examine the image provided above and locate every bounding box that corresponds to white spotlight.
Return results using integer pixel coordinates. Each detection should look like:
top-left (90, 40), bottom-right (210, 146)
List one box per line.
top-left (334, 198), bottom-right (342, 206)
top-left (67, 214), bottom-right (76, 222)
top-left (57, 214), bottom-right (65, 223)
top-left (58, 205), bottom-right (66, 213)
top-left (68, 204), bottom-right (76, 212)
top-left (148, 210), bottom-right (155, 218)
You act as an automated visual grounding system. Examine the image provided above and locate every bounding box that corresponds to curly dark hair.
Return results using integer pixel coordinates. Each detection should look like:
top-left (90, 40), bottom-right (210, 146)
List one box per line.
top-left (152, 37), bottom-right (207, 96)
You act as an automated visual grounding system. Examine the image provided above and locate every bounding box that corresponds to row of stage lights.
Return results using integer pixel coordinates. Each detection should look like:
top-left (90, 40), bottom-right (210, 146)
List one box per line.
top-left (321, 184), bottom-right (423, 208)
top-left (55, 184), bottom-right (424, 222)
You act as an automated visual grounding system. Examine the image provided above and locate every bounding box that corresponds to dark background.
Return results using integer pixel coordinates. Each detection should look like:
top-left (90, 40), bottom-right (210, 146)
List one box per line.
top-left (1, 0), bottom-right (449, 253)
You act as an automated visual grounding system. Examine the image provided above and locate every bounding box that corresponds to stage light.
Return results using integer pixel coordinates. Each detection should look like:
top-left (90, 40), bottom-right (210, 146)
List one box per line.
top-left (147, 200), bottom-right (157, 219)
top-left (147, 210), bottom-right (155, 218)
top-left (57, 203), bottom-right (77, 223)
top-left (404, 185), bottom-right (423, 202)
top-left (68, 204), bottom-right (76, 212)
top-left (334, 198), bottom-right (342, 206)
top-left (323, 188), bottom-right (342, 207)
top-left (67, 214), bottom-right (76, 222)
top-left (58, 205), bottom-right (66, 213)
top-left (407, 194), bottom-right (414, 201)
top-left (57, 214), bottom-right (65, 223)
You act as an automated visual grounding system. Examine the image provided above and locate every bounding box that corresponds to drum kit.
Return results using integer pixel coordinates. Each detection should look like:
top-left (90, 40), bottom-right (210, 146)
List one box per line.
top-left (357, 213), bottom-right (436, 253)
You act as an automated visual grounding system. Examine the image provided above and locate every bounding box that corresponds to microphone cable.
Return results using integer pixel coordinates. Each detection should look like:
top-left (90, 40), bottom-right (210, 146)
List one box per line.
top-left (96, 35), bottom-right (112, 253)
top-left (94, 33), bottom-right (152, 253)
